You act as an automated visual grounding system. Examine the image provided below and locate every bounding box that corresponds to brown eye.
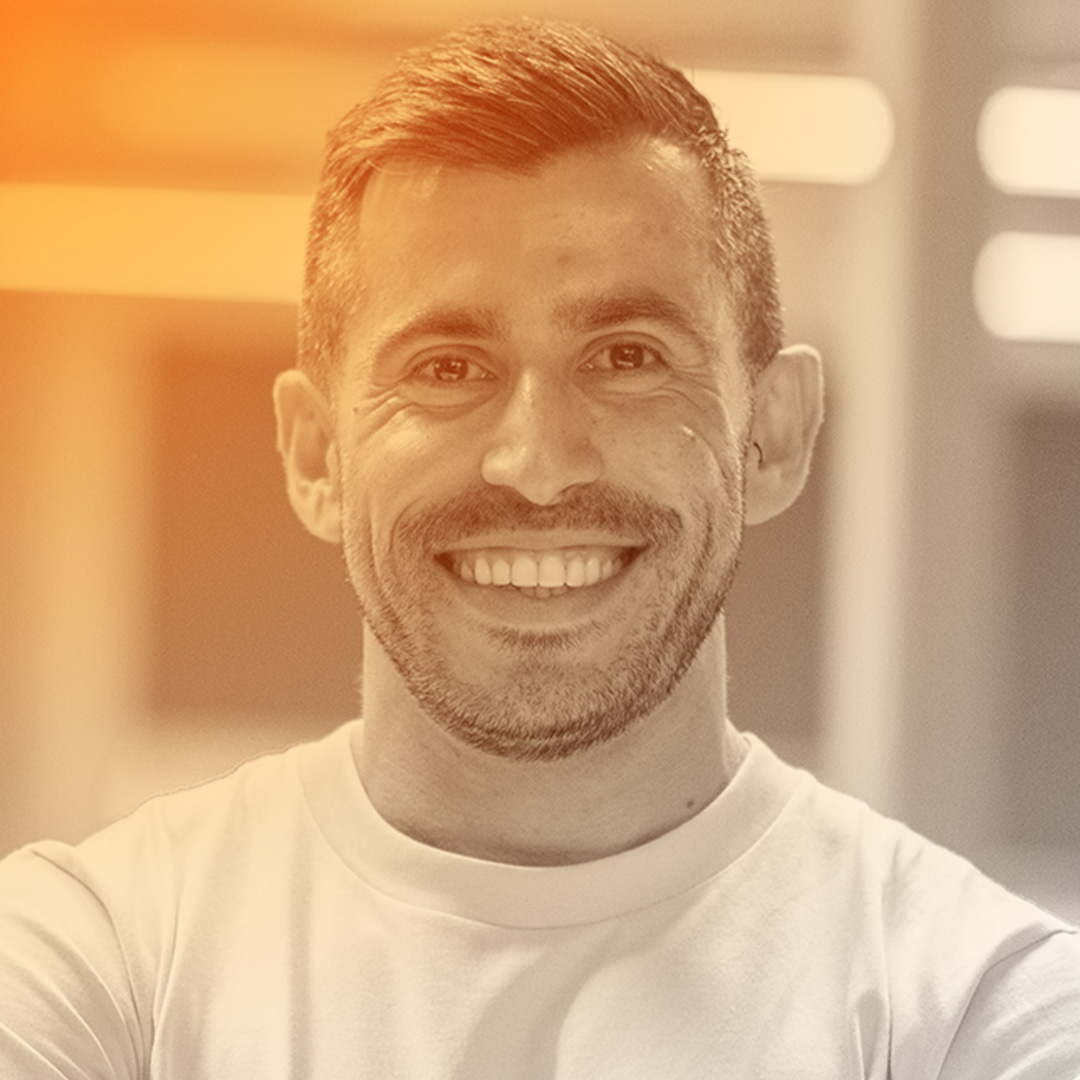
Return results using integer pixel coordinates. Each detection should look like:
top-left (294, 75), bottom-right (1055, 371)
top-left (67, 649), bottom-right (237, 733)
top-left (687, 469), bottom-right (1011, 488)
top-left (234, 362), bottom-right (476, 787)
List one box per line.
top-left (585, 342), bottom-right (664, 373)
top-left (412, 354), bottom-right (492, 384)
top-left (431, 356), bottom-right (469, 381)
top-left (609, 343), bottom-right (649, 369)
top-left (405, 352), bottom-right (495, 406)
top-left (580, 340), bottom-right (669, 395)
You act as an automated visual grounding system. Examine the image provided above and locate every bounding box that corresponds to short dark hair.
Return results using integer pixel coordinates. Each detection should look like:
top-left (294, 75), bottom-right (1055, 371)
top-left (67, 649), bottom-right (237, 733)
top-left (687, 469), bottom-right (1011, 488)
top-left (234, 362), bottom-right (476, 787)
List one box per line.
top-left (298, 19), bottom-right (783, 394)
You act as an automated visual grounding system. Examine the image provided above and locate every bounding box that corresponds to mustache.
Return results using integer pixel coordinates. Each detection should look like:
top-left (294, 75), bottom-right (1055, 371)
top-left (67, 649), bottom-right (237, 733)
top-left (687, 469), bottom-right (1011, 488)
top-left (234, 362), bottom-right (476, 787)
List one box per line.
top-left (397, 483), bottom-right (684, 553)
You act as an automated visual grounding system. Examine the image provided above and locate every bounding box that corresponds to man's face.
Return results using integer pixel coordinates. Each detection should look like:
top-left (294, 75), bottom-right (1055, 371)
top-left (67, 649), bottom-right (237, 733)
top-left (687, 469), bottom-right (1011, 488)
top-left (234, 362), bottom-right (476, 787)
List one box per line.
top-left (335, 138), bottom-right (754, 760)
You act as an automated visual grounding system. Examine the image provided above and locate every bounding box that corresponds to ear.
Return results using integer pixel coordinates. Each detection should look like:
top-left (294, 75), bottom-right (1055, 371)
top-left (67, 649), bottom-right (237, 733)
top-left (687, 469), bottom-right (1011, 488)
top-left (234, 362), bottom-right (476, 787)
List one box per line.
top-left (272, 369), bottom-right (342, 543)
top-left (744, 345), bottom-right (824, 526)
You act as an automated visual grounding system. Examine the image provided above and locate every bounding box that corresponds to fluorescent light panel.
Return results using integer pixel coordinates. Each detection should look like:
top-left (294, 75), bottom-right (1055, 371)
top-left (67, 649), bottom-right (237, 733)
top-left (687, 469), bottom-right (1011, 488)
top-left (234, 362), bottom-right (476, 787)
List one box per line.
top-left (689, 71), bottom-right (894, 184)
top-left (979, 86), bottom-right (1080, 199)
top-left (0, 73), bottom-right (893, 303)
top-left (975, 232), bottom-right (1080, 343)
top-left (0, 185), bottom-right (310, 303)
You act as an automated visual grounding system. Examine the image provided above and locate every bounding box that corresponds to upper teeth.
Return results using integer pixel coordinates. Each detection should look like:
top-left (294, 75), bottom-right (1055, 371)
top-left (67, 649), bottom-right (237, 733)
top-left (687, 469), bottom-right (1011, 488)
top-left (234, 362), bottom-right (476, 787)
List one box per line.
top-left (450, 548), bottom-right (626, 589)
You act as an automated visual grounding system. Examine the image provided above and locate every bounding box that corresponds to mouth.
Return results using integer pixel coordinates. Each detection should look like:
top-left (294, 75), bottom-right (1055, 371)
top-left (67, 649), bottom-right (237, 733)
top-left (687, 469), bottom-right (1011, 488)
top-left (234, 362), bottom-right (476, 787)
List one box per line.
top-left (438, 544), bottom-right (639, 599)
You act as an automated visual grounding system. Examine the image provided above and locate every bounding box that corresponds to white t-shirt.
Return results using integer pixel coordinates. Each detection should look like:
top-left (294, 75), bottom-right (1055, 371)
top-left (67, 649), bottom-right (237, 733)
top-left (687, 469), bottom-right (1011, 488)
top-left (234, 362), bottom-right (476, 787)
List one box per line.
top-left (0, 722), bottom-right (1077, 1078)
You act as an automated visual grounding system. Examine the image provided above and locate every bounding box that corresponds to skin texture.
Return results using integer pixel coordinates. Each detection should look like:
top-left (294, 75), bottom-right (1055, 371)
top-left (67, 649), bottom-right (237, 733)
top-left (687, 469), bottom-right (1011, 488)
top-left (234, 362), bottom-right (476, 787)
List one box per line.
top-left (274, 138), bottom-right (823, 863)
top-left (339, 141), bottom-right (750, 759)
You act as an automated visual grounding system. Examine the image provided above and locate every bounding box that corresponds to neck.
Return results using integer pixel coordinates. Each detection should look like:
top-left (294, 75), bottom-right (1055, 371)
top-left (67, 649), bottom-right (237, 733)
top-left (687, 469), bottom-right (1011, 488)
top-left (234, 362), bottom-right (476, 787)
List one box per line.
top-left (353, 621), bottom-right (743, 866)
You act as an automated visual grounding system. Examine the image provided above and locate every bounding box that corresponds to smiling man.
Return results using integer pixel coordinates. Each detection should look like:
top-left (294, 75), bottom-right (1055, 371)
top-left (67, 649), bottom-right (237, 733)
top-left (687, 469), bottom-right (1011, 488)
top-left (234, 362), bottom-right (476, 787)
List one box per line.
top-left (278, 134), bottom-right (778, 862)
top-left (1, 19), bottom-right (1078, 1079)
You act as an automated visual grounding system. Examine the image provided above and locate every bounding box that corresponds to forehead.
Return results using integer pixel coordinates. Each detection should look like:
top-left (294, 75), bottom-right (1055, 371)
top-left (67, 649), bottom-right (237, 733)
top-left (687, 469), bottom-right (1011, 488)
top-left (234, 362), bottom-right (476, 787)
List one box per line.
top-left (343, 139), bottom-right (727, 358)
top-left (357, 138), bottom-right (714, 261)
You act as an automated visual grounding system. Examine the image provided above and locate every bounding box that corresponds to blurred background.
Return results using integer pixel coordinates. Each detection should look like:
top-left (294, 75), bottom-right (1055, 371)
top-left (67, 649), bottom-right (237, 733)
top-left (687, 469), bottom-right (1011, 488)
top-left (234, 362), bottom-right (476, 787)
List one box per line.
top-left (2, 0), bottom-right (1078, 918)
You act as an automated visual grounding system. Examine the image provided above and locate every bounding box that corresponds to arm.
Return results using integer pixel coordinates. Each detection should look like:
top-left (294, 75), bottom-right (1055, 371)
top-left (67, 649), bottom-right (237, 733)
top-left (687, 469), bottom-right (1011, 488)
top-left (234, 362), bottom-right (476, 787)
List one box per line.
top-left (939, 929), bottom-right (1080, 1080)
top-left (0, 847), bottom-right (148, 1080)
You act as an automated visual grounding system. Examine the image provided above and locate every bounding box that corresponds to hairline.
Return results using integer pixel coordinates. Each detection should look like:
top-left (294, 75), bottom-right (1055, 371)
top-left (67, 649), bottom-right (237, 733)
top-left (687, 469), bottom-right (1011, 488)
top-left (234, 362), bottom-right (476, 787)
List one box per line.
top-left (297, 21), bottom-right (783, 398)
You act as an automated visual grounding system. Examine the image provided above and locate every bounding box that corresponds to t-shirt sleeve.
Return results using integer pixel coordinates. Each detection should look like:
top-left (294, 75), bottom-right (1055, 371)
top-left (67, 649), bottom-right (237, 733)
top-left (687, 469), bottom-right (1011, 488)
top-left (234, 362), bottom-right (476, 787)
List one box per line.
top-left (938, 928), bottom-right (1080, 1079)
top-left (0, 846), bottom-right (148, 1079)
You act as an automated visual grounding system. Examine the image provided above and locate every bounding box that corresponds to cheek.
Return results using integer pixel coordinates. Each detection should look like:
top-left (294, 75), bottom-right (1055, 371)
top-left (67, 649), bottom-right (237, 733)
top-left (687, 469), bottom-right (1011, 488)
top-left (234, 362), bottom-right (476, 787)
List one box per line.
top-left (341, 412), bottom-right (481, 554)
top-left (601, 371), bottom-right (747, 474)
top-left (609, 414), bottom-right (740, 501)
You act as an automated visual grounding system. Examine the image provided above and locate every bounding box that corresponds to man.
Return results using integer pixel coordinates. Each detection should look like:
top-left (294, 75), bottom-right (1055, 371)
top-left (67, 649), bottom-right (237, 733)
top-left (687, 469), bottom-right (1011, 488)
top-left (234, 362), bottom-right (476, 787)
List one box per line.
top-left (1, 19), bottom-right (1077, 1078)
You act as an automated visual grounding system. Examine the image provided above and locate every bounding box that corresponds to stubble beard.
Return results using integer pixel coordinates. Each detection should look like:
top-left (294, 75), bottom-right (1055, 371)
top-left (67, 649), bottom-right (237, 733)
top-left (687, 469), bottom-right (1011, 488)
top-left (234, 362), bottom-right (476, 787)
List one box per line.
top-left (342, 483), bottom-right (743, 762)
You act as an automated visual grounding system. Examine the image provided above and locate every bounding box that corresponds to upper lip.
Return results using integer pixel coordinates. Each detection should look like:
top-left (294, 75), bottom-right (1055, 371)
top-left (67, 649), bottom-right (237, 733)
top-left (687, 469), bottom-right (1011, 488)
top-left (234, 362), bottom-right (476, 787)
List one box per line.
top-left (436, 531), bottom-right (643, 554)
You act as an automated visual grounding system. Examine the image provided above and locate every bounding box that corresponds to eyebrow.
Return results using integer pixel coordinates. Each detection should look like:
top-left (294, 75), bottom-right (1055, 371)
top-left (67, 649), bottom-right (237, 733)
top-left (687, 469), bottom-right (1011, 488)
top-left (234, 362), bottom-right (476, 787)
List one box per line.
top-left (555, 288), bottom-right (715, 354)
top-left (369, 307), bottom-right (503, 366)
top-left (366, 287), bottom-right (715, 367)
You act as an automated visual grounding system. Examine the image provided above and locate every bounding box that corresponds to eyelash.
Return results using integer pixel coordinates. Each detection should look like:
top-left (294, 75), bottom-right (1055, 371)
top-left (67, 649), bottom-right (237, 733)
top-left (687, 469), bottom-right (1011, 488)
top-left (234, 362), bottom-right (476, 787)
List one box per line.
top-left (411, 354), bottom-right (493, 383)
top-left (403, 338), bottom-right (669, 398)
top-left (582, 341), bottom-right (666, 374)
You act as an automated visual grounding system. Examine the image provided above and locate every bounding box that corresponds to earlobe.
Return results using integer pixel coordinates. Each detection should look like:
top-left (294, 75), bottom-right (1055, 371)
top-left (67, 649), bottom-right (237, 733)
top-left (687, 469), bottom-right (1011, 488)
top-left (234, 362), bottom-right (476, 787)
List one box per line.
top-left (744, 345), bottom-right (824, 526)
top-left (272, 369), bottom-right (342, 544)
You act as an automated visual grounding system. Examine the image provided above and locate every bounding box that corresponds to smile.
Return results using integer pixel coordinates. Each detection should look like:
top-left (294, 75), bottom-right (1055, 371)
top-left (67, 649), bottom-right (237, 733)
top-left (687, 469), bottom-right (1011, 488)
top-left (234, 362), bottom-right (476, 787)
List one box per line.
top-left (442, 546), bottom-right (634, 598)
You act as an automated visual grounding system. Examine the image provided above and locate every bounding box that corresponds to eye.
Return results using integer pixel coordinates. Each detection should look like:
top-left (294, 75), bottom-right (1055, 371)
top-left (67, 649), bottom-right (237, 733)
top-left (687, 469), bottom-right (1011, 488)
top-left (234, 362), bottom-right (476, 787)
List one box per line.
top-left (399, 348), bottom-right (497, 408)
top-left (412, 353), bottom-right (494, 384)
top-left (605, 343), bottom-right (658, 370)
top-left (580, 339), bottom-right (670, 393)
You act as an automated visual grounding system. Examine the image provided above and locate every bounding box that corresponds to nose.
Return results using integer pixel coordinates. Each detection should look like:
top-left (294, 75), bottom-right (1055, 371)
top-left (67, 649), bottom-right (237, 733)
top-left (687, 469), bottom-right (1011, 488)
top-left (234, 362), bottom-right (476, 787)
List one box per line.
top-left (480, 372), bottom-right (602, 505)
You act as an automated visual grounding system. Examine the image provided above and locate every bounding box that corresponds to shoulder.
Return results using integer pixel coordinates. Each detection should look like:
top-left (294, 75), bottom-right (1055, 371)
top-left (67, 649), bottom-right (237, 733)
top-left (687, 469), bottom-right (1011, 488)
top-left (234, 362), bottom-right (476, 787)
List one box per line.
top-left (0, 728), bottom-right (350, 959)
top-left (774, 760), bottom-right (1069, 941)
top-left (0, 724), bottom-right (353, 1077)
top-left (12, 722), bottom-right (357, 899)
top-left (0, 730), bottom-right (311, 949)
top-left (785, 764), bottom-right (1079, 1072)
